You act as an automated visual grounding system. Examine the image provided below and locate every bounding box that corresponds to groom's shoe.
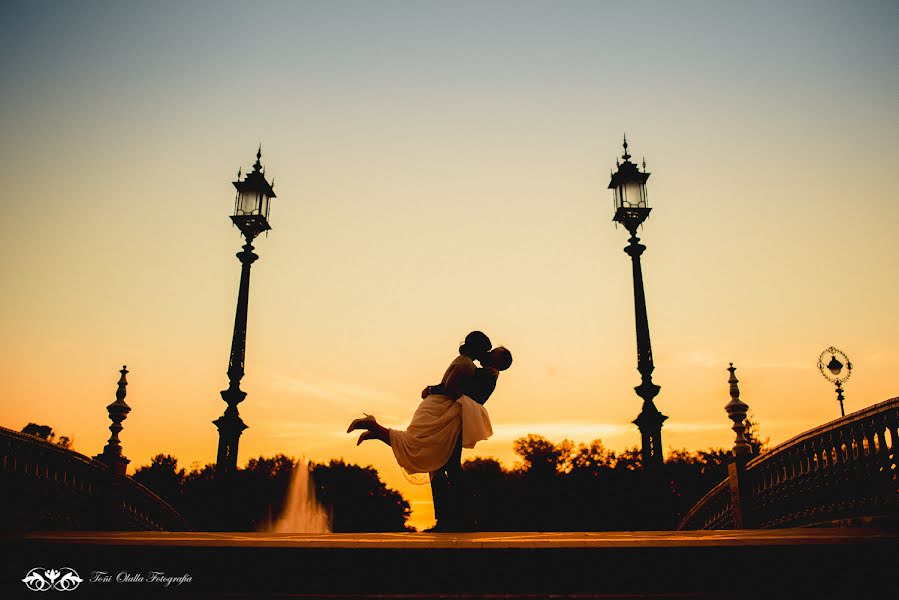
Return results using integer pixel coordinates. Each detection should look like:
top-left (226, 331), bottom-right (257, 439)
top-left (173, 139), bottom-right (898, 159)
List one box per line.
top-left (346, 413), bottom-right (375, 433)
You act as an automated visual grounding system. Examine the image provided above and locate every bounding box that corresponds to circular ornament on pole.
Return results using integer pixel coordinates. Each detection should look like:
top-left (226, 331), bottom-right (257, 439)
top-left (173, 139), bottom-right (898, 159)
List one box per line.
top-left (817, 346), bottom-right (852, 384)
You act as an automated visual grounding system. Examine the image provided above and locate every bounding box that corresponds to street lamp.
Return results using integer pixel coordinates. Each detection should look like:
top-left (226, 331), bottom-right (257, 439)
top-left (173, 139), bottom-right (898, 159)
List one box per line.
top-left (609, 135), bottom-right (667, 469)
top-left (214, 147), bottom-right (277, 477)
top-left (817, 346), bottom-right (852, 417)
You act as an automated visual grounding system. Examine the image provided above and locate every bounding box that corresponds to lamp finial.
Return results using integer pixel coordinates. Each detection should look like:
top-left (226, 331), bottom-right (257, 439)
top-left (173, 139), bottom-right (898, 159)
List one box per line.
top-left (253, 144), bottom-right (263, 172)
top-left (622, 133), bottom-right (631, 161)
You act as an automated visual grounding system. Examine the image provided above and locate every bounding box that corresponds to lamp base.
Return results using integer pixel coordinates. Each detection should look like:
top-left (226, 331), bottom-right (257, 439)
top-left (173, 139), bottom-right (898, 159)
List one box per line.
top-left (613, 207), bottom-right (651, 231)
top-left (231, 215), bottom-right (271, 239)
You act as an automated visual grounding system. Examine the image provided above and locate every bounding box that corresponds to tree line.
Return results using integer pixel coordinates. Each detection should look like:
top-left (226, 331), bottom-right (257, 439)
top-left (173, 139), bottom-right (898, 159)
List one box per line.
top-left (126, 420), bottom-right (766, 531)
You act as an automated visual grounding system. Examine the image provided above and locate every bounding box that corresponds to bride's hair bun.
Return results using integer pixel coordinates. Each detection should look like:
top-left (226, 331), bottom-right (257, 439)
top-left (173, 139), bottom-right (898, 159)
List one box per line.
top-left (459, 330), bottom-right (491, 358)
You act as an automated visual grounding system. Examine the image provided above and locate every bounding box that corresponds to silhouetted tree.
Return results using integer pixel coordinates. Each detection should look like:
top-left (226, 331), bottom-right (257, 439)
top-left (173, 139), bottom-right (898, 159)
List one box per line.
top-left (242, 454), bottom-right (298, 530)
top-left (664, 448), bottom-right (730, 524)
top-left (564, 439), bottom-right (615, 475)
top-left (179, 462), bottom-right (222, 530)
top-left (180, 454), bottom-right (295, 531)
top-left (612, 446), bottom-right (643, 471)
top-left (312, 460), bottom-right (412, 532)
top-left (459, 457), bottom-right (512, 530)
top-left (452, 430), bottom-right (764, 531)
top-left (22, 423), bottom-right (53, 440)
top-left (133, 454), bottom-right (411, 532)
top-left (744, 413), bottom-right (770, 456)
top-left (513, 434), bottom-right (568, 476)
top-left (132, 454), bottom-right (185, 506)
top-left (21, 423), bottom-right (75, 450)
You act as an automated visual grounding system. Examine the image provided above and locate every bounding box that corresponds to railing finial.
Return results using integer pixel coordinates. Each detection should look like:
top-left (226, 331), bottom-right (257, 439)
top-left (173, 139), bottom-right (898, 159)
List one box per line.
top-left (725, 363), bottom-right (751, 457)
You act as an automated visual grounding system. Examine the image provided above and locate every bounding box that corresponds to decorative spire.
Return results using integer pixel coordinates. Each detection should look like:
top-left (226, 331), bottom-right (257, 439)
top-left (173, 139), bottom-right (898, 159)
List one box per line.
top-left (237, 167), bottom-right (242, 180)
top-left (642, 157), bottom-right (646, 171)
top-left (622, 133), bottom-right (631, 161)
top-left (253, 144), bottom-right (263, 172)
top-left (724, 363), bottom-right (751, 457)
top-left (95, 365), bottom-right (132, 475)
top-left (113, 365), bottom-right (129, 406)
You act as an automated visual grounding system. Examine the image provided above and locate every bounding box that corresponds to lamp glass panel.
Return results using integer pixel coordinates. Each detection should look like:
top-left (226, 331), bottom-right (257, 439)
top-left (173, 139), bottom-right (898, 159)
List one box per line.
top-left (237, 191), bottom-right (260, 215)
top-left (622, 181), bottom-right (645, 208)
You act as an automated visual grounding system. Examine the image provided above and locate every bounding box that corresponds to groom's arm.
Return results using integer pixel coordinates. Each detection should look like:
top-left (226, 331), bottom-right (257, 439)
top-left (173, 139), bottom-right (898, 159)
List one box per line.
top-left (428, 369), bottom-right (496, 402)
top-left (422, 383), bottom-right (443, 398)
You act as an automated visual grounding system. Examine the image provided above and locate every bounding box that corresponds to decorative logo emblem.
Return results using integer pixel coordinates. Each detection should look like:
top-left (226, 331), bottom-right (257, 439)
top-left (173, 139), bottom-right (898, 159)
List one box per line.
top-left (22, 568), bottom-right (83, 592)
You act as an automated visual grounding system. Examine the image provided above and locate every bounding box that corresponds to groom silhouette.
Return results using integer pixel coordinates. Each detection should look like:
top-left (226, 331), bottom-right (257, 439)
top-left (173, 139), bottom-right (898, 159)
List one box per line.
top-left (423, 331), bottom-right (494, 532)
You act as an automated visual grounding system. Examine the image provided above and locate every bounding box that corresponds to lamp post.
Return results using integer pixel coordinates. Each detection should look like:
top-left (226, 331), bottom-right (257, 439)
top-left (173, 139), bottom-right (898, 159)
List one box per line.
top-left (214, 147), bottom-right (276, 477)
top-left (817, 346), bottom-right (852, 417)
top-left (609, 135), bottom-right (667, 469)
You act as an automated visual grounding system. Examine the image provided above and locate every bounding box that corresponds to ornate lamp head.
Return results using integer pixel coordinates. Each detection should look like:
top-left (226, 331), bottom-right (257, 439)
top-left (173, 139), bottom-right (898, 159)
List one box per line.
top-left (609, 134), bottom-right (651, 231)
top-left (818, 347), bottom-right (852, 385)
top-left (818, 346), bottom-right (852, 416)
top-left (232, 146), bottom-right (276, 239)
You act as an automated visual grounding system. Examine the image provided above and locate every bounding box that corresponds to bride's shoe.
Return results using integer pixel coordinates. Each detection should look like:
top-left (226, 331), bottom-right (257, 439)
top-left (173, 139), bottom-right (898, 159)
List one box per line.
top-left (347, 413), bottom-right (376, 433)
top-left (356, 431), bottom-right (376, 446)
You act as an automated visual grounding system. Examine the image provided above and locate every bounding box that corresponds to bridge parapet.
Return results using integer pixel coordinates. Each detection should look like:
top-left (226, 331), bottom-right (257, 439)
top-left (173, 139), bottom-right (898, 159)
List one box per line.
top-left (0, 425), bottom-right (190, 531)
top-left (679, 396), bottom-right (898, 530)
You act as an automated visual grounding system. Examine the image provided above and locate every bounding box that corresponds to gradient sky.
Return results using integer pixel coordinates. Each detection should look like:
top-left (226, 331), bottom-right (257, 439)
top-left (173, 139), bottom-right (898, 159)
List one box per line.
top-left (1, 1), bottom-right (897, 530)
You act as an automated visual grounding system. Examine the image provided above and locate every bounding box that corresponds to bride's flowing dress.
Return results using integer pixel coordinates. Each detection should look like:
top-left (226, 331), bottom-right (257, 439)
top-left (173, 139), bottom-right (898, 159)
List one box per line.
top-left (389, 393), bottom-right (492, 474)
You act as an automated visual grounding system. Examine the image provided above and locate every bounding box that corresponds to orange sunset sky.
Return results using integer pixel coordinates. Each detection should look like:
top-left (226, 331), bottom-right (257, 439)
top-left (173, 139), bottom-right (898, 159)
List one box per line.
top-left (1, 1), bottom-right (897, 529)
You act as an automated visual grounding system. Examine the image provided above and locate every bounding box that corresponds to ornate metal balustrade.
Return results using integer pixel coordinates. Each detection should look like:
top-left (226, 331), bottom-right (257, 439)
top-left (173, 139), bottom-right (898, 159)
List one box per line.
top-left (678, 396), bottom-right (898, 530)
top-left (0, 425), bottom-right (191, 531)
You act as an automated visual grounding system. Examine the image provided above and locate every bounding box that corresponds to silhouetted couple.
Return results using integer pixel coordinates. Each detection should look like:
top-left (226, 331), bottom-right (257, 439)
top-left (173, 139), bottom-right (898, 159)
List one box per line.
top-left (347, 331), bottom-right (512, 531)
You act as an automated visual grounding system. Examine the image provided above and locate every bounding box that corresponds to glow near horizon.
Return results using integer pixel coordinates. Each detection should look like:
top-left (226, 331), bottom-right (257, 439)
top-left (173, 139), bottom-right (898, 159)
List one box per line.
top-left (1, 1), bottom-right (897, 529)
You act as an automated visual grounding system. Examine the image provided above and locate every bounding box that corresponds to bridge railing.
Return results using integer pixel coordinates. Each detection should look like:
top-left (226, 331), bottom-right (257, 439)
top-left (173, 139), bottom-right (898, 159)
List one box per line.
top-left (678, 396), bottom-right (899, 530)
top-left (0, 425), bottom-right (191, 531)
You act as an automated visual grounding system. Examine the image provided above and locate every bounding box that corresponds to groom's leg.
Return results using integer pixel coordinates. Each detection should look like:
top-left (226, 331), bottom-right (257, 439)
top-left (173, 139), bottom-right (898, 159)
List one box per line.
top-left (429, 468), bottom-right (448, 527)
top-left (429, 432), bottom-right (462, 530)
top-left (443, 431), bottom-right (464, 530)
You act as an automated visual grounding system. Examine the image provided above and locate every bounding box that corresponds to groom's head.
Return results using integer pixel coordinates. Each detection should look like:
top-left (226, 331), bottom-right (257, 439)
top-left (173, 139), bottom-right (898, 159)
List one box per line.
top-left (459, 330), bottom-right (491, 361)
top-left (485, 347), bottom-right (513, 371)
